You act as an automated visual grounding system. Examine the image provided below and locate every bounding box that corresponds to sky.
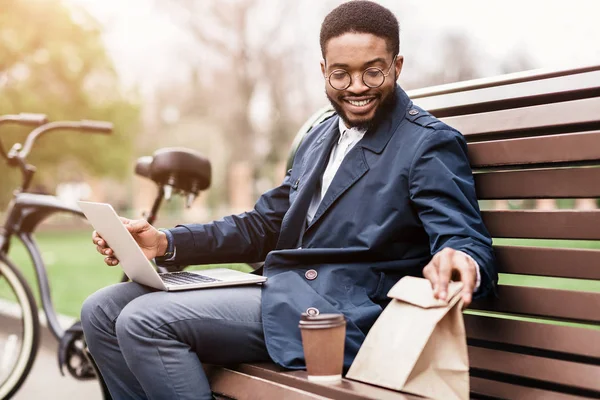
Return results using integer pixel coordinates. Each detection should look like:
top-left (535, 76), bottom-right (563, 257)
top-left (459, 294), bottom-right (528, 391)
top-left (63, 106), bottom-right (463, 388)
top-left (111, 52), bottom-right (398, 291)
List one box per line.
top-left (66, 0), bottom-right (600, 95)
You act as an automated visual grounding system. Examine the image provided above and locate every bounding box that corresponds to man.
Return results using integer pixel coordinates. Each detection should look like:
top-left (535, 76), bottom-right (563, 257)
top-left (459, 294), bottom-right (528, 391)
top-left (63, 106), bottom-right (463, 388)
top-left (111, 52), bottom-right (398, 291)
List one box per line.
top-left (82, 1), bottom-right (496, 399)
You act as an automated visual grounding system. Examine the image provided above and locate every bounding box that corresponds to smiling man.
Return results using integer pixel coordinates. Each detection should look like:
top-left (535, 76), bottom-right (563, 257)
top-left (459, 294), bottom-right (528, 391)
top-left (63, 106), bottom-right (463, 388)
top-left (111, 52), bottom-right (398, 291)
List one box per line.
top-left (81, 1), bottom-right (496, 399)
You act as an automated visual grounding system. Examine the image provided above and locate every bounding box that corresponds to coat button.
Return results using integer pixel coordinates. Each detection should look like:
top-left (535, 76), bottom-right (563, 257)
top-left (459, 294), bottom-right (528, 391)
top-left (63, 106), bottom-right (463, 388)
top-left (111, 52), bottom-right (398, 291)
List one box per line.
top-left (305, 269), bottom-right (318, 280)
top-left (408, 109), bottom-right (419, 116)
top-left (306, 307), bottom-right (320, 316)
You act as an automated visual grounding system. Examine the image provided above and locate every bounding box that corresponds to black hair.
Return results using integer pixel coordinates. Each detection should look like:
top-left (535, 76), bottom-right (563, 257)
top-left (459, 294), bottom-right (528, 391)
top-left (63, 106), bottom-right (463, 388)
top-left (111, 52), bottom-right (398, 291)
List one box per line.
top-left (320, 1), bottom-right (400, 58)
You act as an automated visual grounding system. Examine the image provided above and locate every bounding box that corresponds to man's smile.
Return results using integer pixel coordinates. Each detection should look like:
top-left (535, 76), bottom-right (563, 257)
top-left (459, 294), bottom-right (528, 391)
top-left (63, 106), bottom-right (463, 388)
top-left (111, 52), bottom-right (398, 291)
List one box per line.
top-left (343, 96), bottom-right (378, 114)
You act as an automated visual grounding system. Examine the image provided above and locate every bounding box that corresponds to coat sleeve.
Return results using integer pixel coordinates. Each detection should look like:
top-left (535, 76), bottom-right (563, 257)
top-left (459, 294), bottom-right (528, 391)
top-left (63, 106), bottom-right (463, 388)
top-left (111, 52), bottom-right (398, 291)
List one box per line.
top-left (162, 171), bottom-right (292, 267)
top-left (408, 128), bottom-right (497, 298)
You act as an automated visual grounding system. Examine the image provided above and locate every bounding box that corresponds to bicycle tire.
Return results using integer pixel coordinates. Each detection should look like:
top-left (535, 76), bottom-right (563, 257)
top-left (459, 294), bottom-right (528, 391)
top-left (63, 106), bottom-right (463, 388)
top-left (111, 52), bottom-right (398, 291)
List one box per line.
top-left (0, 255), bottom-right (40, 400)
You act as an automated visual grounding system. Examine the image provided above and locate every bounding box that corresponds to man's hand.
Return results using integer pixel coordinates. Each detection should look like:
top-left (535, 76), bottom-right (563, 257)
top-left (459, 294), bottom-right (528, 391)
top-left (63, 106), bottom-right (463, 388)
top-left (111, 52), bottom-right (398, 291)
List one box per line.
top-left (422, 248), bottom-right (477, 307)
top-left (92, 217), bottom-right (168, 266)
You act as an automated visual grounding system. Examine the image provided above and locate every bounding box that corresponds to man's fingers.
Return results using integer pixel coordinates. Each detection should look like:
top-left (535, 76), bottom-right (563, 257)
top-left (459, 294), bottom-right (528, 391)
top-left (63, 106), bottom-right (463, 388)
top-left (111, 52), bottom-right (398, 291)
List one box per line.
top-left (93, 231), bottom-right (107, 248)
top-left (436, 249), bottom-right (454, 300)
top-left (105, 256), bottom-right (119, 266)
top-left (124, 219), bottom-right (148, 234)
top-left (96, 244), bottom-right (113, 255)
top-left (92, 231), bottom-right (101, 246)
top-left (422, 262), bottom-right (439, 291)
top-left (454, 253), bottom-right (476, 306)
top-left (95, 230), bottom-right (117, 265)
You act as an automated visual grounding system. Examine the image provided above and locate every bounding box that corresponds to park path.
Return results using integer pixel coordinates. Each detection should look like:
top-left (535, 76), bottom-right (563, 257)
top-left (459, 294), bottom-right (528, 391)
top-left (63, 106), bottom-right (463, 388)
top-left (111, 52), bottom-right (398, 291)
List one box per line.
top-left (13, 327), bottom-right (102, 400)
top-left (0, 306), bottom-right (102, 400)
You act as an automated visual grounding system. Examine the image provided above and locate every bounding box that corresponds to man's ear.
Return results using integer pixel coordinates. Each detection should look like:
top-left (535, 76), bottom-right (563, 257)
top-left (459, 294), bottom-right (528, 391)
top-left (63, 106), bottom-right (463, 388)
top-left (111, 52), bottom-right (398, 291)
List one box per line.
top-left (395, 55), bottom-right (404, 79)
top-left (320, 60), bottom-right (326, 77)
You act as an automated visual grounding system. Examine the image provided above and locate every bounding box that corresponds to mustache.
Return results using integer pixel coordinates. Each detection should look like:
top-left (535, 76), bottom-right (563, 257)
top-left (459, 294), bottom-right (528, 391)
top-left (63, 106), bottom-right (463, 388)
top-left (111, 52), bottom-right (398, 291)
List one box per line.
top-left (325, 89), bottom-right (396, 130)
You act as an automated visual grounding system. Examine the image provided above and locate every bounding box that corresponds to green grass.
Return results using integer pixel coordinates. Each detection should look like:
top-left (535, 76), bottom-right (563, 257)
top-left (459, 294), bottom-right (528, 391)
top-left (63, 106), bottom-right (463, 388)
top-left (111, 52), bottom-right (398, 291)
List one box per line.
top-left (494, 238), bottom-right (600, 292)
top-left (3, 230), bottom-right (250, 317)
top-left (494, 237), bottom-right (600, 250)
top-left (479, 237), bottom-right (600, 330)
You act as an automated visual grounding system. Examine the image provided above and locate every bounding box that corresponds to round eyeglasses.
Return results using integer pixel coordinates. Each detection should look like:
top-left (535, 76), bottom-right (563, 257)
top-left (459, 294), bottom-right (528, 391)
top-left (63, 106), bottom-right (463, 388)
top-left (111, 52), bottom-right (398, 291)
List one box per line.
top-left (327, 55), bottom-right (397, 91)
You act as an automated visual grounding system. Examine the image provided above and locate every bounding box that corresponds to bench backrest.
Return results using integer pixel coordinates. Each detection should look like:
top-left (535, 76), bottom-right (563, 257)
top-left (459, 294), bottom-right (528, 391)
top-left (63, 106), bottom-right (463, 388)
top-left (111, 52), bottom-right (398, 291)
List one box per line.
top-left (288, 64), bottom-right (600, 399)
top-left (422, 65), bottom-right (600, 399)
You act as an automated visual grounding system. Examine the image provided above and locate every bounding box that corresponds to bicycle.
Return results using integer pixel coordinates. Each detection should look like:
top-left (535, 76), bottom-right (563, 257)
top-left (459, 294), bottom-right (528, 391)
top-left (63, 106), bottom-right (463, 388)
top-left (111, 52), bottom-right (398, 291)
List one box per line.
top-left (0, 112), bottom-right (211, 399)
top-left (0, 113), bottom-right (113, 398)
top-left (0, 114), bottom-right (211, 399)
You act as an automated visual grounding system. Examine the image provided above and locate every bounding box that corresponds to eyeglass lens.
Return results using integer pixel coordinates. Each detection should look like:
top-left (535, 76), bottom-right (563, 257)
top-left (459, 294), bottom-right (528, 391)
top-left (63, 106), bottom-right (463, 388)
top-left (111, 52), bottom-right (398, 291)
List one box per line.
top-left (329, 68), bottom-right (385, 90)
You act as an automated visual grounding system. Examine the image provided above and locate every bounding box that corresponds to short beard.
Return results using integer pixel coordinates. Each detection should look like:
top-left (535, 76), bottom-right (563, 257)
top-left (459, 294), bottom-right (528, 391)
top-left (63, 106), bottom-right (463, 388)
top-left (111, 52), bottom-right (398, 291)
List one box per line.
top-left (326, 89), bottom-right (397, 132)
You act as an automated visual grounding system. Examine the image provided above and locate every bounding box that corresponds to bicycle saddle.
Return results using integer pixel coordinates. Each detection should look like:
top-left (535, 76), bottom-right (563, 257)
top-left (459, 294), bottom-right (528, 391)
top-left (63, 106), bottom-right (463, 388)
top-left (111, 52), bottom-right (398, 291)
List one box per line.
top-left (135, 147), bottom-right (211, 194)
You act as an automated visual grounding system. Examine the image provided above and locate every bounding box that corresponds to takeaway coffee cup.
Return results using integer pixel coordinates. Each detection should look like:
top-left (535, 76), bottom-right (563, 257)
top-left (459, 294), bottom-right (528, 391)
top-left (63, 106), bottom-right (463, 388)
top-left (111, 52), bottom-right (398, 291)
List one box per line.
top-left (299, 313), bottom-right (346, 384)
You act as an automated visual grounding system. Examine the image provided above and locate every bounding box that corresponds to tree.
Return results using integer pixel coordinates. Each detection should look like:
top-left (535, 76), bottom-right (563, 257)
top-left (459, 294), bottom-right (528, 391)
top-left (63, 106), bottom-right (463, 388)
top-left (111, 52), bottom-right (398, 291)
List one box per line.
top-left (156, 0), bottom-right (312, 210)
top-left (0, 0), bottom-right (139, 207)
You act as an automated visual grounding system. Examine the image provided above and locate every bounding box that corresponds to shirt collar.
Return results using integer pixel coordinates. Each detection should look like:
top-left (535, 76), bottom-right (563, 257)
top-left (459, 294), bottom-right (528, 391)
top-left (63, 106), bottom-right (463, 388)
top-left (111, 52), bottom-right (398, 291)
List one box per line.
top-left (338, 118), bottom-right (367, 143)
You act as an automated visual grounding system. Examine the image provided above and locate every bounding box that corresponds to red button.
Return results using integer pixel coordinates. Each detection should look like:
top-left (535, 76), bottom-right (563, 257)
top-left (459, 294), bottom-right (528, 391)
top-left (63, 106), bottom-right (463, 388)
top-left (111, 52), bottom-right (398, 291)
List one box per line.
top-left (305, 269), bottom-right (318, 280)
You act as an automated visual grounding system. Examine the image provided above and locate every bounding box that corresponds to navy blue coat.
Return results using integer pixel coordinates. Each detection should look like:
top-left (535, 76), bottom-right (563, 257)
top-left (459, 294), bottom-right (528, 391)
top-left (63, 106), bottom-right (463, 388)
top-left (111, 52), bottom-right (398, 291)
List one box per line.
top-left (167, 86), bottom-right (496, 370)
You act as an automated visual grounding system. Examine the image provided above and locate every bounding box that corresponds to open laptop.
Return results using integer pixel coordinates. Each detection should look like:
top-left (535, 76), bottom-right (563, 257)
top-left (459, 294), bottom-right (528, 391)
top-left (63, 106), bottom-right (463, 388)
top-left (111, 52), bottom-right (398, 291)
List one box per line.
top-left (77, 201), bottom-right (267, 291)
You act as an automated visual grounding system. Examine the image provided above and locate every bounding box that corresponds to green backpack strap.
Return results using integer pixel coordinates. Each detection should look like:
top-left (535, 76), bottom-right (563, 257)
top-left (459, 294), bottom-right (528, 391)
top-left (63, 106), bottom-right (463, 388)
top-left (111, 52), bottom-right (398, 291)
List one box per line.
top-left (285, 105), bottom-right (335, 171)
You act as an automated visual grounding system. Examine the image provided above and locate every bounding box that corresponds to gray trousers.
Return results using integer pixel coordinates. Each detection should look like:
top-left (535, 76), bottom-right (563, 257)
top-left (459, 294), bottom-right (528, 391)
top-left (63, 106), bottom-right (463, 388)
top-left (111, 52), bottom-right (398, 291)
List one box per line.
top-left (80, 282), bottom-right (271, 400)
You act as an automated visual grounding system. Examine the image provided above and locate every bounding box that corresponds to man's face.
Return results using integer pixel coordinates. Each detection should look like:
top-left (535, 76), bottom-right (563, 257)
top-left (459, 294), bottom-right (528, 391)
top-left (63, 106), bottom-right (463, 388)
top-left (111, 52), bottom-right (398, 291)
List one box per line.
top-left (321, 33), bottom-right (403, 129)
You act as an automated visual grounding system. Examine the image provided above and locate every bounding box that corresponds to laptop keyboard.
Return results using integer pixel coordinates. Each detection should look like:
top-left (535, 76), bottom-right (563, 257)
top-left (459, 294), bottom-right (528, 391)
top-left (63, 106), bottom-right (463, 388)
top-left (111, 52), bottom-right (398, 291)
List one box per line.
top-left (159, 271), bottom-right (221, 285)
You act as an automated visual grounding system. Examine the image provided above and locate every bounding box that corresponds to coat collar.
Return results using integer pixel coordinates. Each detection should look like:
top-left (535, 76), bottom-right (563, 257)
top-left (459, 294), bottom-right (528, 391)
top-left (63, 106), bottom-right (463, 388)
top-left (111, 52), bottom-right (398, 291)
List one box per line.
top-left (304, 86), bottom-right (411, 233)
top-left (358, 85), bottom-right (411, 154)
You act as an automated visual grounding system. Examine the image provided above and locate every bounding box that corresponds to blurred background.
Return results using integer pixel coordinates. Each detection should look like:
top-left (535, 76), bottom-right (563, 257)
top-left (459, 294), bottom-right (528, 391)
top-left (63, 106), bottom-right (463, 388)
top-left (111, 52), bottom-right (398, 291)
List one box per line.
top-left (2, 1), bottom-right (600, 397)
top-left (1, 0), bottom-right (600, 318)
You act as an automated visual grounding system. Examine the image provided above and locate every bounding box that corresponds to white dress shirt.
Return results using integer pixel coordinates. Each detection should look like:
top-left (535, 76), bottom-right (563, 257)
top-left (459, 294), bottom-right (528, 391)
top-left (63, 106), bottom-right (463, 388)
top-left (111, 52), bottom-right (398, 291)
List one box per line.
top-left (306, 119), bottom-right (367, 223)
top-left (304, 118), bottom-right (481, 291)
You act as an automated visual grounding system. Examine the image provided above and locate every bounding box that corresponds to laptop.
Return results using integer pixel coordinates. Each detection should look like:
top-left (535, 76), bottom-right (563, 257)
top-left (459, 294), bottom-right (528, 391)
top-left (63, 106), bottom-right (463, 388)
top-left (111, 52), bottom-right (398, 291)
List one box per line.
top-left (77, 201), bottom-right (267, 291)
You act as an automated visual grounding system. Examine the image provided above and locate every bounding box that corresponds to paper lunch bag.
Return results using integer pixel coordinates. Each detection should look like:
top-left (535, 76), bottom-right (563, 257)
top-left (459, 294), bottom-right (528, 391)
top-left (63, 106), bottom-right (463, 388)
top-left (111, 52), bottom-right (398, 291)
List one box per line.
top-left (346, 276), bottom-right (469, 400)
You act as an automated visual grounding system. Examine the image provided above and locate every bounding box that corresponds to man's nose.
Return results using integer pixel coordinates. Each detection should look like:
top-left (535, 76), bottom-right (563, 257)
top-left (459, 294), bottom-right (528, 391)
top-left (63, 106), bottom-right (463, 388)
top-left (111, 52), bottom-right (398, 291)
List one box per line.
top-left (347, 73), bottom-right (370, 94)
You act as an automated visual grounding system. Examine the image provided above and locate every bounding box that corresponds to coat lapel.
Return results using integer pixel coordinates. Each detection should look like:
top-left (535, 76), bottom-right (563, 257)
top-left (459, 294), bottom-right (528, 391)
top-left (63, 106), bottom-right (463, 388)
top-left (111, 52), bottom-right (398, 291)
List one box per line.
top-left (306, 146), bottom-right (369, 230)
top-left (276, 118), bottom-right (339, 249)
top-left (305, 86), bottom-right (411, 232)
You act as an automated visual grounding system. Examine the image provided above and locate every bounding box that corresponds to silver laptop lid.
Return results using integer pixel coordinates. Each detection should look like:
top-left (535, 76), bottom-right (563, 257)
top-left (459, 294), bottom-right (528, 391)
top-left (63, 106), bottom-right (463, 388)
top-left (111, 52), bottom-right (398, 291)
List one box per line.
top-left (77, 201), bottom-right (167, 290)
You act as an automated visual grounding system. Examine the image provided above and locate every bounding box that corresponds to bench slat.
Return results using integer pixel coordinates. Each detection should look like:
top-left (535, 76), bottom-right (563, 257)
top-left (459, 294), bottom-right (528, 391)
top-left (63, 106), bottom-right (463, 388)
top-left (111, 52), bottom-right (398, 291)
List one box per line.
top-left (234, 363), bottom-right (420, 400)
top-left (470, 376), bottom-right (590, 400)
top-left (469, 346), bottom-right (600, 393)
top-left (470, 285), bottom-right (600, 323)
top-left (464, 314), bottom-right (600, 359)
top-left (475, 168), bottom-right (600, 199)
top-left (205, 365), bottom-right (327, 399)
top-left (409, 64), bottom-right (600, 99)
top-left (418, 70), bottom-right (600, 117)
top-left (468, 131), bottom-right (600, 167)
top-left (494, 245), bottom-right (600, 280)
top-left (442, 97), bottom-right (600, 138)
top-left (482, 210), bottom-right (600, 240)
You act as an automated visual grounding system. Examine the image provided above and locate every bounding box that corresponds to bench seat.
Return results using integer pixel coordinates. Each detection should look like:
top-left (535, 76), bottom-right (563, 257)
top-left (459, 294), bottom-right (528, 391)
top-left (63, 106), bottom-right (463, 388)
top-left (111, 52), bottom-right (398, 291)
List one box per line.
top-left (207, 363), bottom-right (422, 400)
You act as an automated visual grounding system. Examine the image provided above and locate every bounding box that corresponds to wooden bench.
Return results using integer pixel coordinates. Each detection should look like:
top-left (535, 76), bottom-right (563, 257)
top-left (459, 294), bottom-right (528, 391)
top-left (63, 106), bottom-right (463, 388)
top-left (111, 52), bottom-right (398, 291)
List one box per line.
top-left (206, 64), bottom-right (600, 400)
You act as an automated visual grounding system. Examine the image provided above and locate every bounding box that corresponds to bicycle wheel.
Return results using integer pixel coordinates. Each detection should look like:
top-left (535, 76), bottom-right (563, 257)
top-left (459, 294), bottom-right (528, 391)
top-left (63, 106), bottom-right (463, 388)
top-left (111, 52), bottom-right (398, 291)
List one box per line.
top-left (0, 255), bottom-right (40, 399)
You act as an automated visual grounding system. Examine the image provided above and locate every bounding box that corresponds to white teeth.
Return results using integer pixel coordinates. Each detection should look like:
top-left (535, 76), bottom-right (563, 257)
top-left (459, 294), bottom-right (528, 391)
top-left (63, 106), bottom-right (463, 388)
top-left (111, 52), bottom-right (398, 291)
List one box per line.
top-left (348, 99), bottom-right (372, 107)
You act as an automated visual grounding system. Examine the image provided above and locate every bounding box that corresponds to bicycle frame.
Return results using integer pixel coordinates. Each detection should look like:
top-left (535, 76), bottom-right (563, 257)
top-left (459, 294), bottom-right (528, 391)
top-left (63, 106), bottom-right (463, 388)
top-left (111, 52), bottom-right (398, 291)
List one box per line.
top-left (0, 117), bottom-right (113, 341)
top-left (1, 193), bottom-right (87, 340)
top-left (0, 115), bottom-right (196, 398)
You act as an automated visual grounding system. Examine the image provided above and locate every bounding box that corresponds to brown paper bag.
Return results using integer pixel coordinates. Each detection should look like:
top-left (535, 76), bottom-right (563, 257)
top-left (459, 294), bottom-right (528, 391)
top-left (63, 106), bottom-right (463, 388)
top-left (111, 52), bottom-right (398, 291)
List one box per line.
top-left (346, 276), bottom-right (469, 400)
